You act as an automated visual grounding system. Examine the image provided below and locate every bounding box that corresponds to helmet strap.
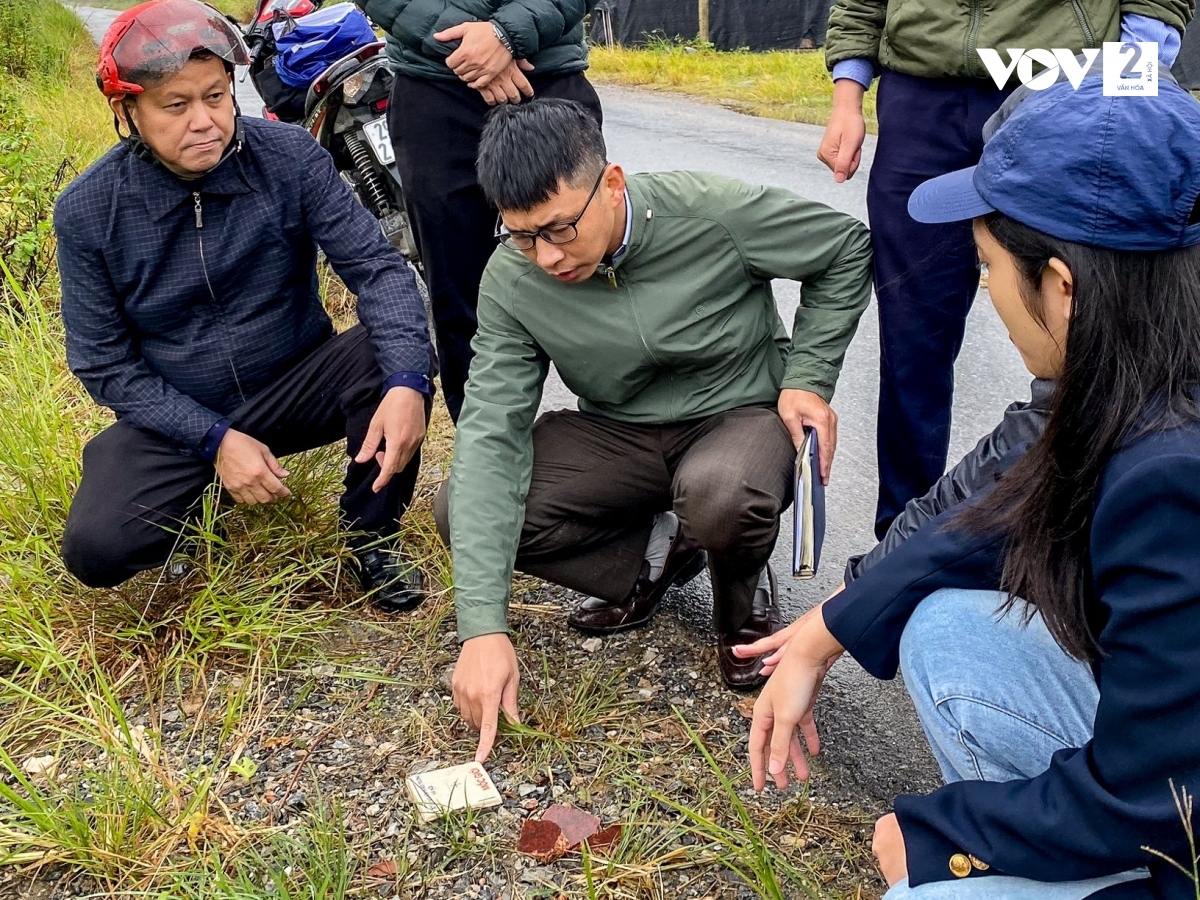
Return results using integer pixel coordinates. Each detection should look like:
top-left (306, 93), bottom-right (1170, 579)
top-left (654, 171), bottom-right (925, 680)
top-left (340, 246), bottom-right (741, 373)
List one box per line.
top-left (115, 97), bottom-right (160, 165)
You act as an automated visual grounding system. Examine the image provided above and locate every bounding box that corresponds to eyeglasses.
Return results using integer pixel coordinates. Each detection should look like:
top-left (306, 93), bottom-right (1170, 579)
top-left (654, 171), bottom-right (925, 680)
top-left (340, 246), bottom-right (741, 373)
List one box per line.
top-left (495, 168), bottom-right (607, 252)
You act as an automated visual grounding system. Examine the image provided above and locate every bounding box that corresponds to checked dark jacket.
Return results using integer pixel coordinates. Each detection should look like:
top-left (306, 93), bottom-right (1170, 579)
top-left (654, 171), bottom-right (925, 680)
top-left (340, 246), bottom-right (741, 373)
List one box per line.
top-left (54, 118), bottom-right (431, 454)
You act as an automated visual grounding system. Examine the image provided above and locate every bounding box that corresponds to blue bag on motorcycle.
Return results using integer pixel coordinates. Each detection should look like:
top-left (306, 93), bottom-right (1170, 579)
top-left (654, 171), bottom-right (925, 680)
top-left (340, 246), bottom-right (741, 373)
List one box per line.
top-left (273, 3), bottom-right (376, 89)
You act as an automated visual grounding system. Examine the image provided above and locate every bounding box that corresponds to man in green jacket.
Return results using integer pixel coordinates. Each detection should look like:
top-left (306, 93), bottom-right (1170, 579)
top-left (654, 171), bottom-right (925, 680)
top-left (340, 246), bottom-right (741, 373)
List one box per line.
top-left (357, 0), bottom-right (600, 424)
top-left (819, 0), bottom-right (1193, 540)
top-left (436, 100), bottom-right (873, 762)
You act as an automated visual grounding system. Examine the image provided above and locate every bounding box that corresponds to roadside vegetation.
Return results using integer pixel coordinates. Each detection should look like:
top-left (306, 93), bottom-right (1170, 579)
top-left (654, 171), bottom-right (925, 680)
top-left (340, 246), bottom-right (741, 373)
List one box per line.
top-left (0, 3), bottom-right (880, 898)
top-left (588, 40), bottom-right (878, 132)
top-left (64, 0), bottom-right (258, 17)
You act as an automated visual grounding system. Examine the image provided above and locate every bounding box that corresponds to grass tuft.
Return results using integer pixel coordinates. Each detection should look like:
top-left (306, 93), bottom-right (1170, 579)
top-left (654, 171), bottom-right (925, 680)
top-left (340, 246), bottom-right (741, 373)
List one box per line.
top-left (588, 39), bottom-right (878, 132)
top-left (0, 5), bottom-right (883, 897)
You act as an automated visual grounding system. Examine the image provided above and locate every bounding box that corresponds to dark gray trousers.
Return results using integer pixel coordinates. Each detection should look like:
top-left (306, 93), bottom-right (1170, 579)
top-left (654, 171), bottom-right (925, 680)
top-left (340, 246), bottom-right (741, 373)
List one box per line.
top-left (62, 325), bottom-right (423, 588)
top-left (436, 406), bottom-right (795, 633)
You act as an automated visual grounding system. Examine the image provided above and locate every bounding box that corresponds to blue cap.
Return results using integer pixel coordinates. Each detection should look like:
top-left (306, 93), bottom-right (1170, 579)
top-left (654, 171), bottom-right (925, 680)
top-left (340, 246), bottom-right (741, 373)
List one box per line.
top-left (908, 78), bottom-right (1200, 252)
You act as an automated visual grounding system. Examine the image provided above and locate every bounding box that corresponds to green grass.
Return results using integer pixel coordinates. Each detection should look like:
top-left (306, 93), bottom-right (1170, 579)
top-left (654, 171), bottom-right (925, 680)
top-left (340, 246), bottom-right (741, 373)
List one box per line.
top-left (0, 5), bottom-right (880, 897)
top-left (588, 40), bottom-right (878, 132)
top-left (62, 0), bottom-right (259, 19)
top-left (0, 0), bottom-right (82, 80)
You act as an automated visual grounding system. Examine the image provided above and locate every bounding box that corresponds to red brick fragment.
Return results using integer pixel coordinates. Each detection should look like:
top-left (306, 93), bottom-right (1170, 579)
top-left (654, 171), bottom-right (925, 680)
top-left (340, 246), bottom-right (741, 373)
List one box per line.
top-left (367, 859), bottom-right (398, 878)
top-left (583, 823), bottom-right (623, 855)
top-left (517, 818), bottom-right (570, 863)
top-left (542, 804), bottom-right (601, 848)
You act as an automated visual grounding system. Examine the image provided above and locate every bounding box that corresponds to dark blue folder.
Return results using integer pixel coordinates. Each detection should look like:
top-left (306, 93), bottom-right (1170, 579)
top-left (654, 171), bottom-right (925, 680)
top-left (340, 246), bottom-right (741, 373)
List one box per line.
top-left (792, 427), bottom-right (826, 579)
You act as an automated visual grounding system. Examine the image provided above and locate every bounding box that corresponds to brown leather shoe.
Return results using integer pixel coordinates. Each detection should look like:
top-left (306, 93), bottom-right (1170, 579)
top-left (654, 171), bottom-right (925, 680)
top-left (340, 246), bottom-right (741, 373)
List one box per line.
top-left (567, 529), bottom-right (705, 635)
top-left (716, 566), bottom-right (782, 691)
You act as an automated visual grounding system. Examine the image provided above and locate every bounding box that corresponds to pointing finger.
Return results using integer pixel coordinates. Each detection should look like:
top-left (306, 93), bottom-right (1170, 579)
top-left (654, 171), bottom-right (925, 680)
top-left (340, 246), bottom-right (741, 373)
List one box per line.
top-left (475, 698), bottom-right (501, 763)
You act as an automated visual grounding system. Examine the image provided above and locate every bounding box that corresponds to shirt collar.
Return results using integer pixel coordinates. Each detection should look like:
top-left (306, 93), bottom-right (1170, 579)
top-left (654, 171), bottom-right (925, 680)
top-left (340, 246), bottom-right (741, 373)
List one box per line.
top-left (611, 188), bottom-right (633, 262)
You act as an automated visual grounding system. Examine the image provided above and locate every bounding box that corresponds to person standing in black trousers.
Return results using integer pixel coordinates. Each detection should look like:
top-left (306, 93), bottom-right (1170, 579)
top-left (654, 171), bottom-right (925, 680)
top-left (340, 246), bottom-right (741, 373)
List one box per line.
top-left (818, 0), bottom-right (1192, 539)
top-left (360, 0), bottom-right (602, 423)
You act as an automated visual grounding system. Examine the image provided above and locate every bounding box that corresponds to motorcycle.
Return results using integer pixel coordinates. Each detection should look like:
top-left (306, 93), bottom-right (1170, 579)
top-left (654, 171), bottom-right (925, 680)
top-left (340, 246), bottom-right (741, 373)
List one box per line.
top-left (303, 41), bottom-right (419, 261)
top-left (240, 0), bottom-right (420, 265)
top-left (242, 0), bottom-right (316, 124)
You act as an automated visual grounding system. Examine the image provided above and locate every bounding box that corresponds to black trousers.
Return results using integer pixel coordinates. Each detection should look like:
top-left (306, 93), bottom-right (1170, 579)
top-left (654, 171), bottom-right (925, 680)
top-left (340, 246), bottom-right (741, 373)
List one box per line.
top-left (436, 407), bottom-right (795, 633)
top-left (389, 72), bottom-right (603, 423)
top-left (61, 326), bottom-right (423, 588)
top-left (868, 70), bottom-right (1011, 537)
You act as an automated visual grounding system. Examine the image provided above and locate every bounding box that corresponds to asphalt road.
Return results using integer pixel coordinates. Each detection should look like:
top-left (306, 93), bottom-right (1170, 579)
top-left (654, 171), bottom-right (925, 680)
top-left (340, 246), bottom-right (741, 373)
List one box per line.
top-left (73, 5), bottom-right (1032, 803)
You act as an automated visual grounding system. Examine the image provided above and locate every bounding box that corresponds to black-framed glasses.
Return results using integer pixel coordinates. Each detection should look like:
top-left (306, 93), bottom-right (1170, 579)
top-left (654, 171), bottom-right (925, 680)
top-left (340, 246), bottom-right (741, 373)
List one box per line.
top-left (495, 168), bottom-right (607, 252)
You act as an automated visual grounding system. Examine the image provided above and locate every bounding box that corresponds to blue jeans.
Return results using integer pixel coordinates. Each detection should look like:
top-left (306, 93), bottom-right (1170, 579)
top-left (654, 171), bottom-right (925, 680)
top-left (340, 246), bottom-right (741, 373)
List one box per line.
top-left (883, 588), bottom-right (1149, 899)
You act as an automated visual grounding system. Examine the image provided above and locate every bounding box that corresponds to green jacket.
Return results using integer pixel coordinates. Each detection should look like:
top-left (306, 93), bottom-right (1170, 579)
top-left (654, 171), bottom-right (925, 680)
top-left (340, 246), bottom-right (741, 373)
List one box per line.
top-left (448, 171), bottom-right (873, 641)
top-left (825, 0), bottom-right (1193, 81)
top-left (356, 0), bottom-right (589, 81)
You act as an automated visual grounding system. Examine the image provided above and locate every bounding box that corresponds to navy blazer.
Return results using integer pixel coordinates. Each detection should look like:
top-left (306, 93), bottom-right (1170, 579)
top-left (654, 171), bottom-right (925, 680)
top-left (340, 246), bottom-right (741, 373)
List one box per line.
top-left (824, 419), bottom-right (1200, 899)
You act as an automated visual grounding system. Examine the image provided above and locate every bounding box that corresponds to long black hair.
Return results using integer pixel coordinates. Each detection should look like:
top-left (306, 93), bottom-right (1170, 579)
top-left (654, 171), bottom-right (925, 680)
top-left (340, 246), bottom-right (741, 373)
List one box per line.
top-left (961, 212), bottom-right (1200, 661)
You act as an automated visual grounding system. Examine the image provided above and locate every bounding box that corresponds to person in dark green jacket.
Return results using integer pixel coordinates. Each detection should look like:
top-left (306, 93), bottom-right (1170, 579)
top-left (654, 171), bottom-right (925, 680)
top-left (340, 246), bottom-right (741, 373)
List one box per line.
top-left (819, 0), bottom-right (1193, 541)
top-left (434, 100), bottom-right (872, 763)
top-left (356, 0), bottom-right (600, 424)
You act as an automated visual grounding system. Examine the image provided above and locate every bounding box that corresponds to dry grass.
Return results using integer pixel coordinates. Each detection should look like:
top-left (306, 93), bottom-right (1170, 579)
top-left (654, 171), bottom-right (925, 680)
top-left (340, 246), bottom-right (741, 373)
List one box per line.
top-left (0, 8), bottom-right (884, 898)
top-left (587, 42), bottom-right (878, 133)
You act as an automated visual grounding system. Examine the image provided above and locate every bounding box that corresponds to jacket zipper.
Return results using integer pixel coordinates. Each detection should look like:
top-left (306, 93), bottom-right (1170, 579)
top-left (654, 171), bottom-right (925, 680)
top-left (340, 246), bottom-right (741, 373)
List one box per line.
top-left (1070, 0), bottom-right (1096, 45)
top-left (613, 265), bottom-right (660, 368)
top-left (193, 192), bottom-right (217, 305)
top-left (194, 191), bottom-right (247, 403)
top-left (964, 0), bottom-right (982, 77)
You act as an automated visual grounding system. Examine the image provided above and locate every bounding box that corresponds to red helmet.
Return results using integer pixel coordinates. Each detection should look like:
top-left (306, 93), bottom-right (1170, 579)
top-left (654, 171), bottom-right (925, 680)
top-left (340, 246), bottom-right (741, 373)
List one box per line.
top-left (96, 0), bottom-right (250, 98)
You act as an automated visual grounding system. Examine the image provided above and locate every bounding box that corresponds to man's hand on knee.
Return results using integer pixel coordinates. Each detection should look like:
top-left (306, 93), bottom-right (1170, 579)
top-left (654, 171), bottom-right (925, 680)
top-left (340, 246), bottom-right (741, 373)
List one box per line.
top-left (452, 633), bottom-right (521, 763)
top-left (356, 387), bottom-right (428, 493)
top-left (778, 389), bottom-right (838, 484)
top-left (215, 429), bottom-right (291, 505)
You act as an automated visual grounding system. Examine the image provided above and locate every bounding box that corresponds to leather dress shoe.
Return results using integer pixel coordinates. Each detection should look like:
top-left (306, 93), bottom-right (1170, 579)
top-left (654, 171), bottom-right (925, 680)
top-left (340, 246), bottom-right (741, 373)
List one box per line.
top-left (567, 529), bottom-right (706, 635)
top-left (716, 566), bottom-right (782, 691)
top-left (357, 547), bottom-right (426, 613)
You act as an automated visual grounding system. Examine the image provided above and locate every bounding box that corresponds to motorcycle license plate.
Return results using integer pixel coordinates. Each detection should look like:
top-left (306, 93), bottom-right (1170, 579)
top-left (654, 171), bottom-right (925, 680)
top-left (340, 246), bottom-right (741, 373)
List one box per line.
top-left (363, 117), bottom-right (395, 166)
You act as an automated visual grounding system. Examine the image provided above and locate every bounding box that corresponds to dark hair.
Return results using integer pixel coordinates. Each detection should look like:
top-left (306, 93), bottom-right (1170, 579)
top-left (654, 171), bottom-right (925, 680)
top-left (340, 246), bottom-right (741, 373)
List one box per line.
top-left (476, 99), bottom-right (606, 212)
top-left (959, 213), bottom-right (1200, 661)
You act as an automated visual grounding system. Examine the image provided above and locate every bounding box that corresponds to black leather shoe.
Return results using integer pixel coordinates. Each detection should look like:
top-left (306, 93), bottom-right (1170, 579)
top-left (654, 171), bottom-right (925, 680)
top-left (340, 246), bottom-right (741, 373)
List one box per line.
top-left (567, 529), bottom-right (706, 635)
top-left (716, 566), bottom-right (782, 691)
top-left (357, 547), bottom-right (425, 613)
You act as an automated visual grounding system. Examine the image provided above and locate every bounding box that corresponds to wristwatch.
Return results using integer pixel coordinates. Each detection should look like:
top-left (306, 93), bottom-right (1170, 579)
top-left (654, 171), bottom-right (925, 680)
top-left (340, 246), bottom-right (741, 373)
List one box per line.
top-left (491, 21), bottom-right (514, 56)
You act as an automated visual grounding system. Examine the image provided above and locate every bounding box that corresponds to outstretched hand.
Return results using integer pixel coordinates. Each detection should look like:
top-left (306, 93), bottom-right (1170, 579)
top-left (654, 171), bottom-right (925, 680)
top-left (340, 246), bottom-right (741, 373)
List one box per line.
top-left (733, 584), bottom-right (844, 677)
top-left (452, 633), bottom-right (522, 762)
top-left (746, 604), bottom-right (844, 791)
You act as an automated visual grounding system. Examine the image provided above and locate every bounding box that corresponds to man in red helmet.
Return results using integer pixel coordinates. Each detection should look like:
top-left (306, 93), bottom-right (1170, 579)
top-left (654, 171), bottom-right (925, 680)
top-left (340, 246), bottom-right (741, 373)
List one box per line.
top-left (55, 0), bottom-right (435, 610)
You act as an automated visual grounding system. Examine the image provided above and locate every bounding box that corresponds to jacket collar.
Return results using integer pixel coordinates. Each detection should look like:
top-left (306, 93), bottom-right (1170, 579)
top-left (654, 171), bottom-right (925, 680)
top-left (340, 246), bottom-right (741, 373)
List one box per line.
top-left (611, 174), bottom-right (653, 270)
top-left (131, 139), bottom-right (258, 220)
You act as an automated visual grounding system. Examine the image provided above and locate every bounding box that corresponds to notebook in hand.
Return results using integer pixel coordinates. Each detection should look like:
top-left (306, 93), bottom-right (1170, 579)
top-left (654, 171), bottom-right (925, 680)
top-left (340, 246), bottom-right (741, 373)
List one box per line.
top-left (405, 762), bottom-right (503, 822)
top-left (792, 427), bottom-right (826, 579)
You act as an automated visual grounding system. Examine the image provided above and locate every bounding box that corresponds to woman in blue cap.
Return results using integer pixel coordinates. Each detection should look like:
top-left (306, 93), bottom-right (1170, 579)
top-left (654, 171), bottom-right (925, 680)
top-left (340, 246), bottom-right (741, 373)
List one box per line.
top-left (738, 75), bottom-right (1200, 899)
